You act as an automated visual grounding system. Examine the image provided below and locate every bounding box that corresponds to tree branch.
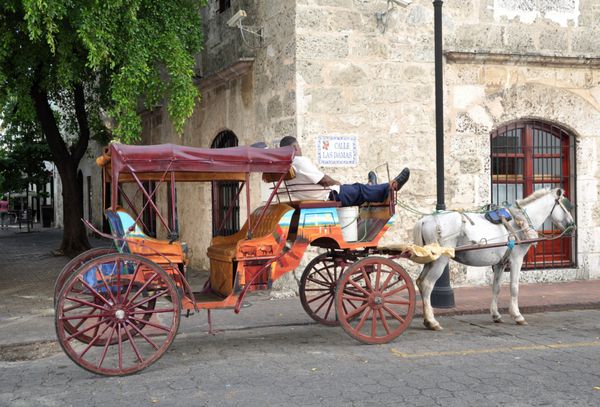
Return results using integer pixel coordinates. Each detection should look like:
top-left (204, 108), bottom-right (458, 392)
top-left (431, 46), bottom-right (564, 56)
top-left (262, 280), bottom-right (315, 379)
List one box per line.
top-left (72, 83), bottom-right (90, 163)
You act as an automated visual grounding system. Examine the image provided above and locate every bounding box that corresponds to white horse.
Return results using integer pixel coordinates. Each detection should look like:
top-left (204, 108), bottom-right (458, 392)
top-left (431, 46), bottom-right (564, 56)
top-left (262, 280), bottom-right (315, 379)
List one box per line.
top-left (413, 188), bottom-right (575, 331)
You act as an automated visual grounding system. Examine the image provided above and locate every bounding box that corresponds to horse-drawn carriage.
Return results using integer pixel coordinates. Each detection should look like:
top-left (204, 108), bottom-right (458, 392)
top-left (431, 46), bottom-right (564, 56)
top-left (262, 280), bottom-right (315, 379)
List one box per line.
top-left (53, 143), bottom-right (575, 376)
top-left (53, 143), bottom-right (418, 376)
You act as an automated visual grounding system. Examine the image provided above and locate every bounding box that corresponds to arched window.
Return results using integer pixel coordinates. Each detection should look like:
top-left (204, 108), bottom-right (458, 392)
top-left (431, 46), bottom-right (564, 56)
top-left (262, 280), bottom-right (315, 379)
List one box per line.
top-left (490, 120), bottom-right (576, 269)
top-left (211, 130), bottom-right (240, 236)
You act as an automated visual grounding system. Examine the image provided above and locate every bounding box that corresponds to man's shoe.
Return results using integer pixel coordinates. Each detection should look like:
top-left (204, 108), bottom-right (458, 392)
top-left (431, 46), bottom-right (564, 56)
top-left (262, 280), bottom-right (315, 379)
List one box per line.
top-left (368, 171), bottom-right (378, 185)
top-left (392, 168), bottom-right (410, 191)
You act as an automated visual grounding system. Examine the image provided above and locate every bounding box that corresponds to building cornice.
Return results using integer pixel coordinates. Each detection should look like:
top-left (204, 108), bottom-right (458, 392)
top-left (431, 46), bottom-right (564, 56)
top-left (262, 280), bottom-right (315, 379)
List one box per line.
top-left (445, 51), bottom-right (600, 68)
top-left (196, 58), bottom-right (255, 91)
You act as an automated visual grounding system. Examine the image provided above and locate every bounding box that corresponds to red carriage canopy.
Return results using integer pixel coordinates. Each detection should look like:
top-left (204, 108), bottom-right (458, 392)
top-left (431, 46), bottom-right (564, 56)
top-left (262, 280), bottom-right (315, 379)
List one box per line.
top-left (97, 143), bottom-right (295, 182)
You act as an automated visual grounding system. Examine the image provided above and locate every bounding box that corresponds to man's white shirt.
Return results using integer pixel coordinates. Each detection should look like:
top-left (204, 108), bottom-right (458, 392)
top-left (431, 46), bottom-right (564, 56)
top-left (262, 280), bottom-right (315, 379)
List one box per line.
top-left (285, 156), bottom-right (339, 201)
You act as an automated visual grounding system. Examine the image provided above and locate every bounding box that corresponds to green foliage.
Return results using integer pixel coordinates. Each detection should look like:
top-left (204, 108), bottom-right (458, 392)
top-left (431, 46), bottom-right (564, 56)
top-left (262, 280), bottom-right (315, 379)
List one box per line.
top-left (0, 0), bottom-right (206, 142)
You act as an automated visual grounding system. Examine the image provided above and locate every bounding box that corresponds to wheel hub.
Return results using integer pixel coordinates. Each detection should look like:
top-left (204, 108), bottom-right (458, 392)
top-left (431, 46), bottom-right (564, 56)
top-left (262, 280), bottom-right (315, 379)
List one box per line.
top-left (114, 309), bottom-right (126, 320)
top-left (369, 292), bottom-right (384, 309)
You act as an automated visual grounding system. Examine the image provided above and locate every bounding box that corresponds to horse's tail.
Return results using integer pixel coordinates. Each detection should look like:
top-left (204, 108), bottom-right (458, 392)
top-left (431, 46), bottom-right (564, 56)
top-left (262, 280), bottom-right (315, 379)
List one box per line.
top-left (413, 218), bottom-right (425, 246)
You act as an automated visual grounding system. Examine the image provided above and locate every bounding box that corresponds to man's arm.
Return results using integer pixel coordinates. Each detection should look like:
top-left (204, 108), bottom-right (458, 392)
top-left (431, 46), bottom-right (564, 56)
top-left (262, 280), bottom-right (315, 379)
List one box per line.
top-left (318, 175), bottom-right (341, 187)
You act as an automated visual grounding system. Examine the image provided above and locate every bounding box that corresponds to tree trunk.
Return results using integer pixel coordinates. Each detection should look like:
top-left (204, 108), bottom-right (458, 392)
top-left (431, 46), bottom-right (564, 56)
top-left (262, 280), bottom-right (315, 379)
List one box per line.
top-left (30, 80), bottom-right (91, 257)
top-left (56, 161), bottom-right (90, 256)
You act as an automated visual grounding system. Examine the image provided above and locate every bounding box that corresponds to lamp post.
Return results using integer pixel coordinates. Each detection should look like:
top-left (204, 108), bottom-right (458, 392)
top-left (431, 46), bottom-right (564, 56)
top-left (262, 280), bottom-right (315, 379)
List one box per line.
top-left (430, 0), bottom-right (455, 308)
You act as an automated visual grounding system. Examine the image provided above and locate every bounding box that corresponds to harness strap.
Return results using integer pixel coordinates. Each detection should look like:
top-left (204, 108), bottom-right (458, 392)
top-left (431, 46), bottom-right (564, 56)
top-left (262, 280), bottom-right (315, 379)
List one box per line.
top-left (500, 216), bottom-right (520, 243)
top-left (508, 206), bottom-right (538, 242)
top-left (460, 212), bottom-right (475, 226)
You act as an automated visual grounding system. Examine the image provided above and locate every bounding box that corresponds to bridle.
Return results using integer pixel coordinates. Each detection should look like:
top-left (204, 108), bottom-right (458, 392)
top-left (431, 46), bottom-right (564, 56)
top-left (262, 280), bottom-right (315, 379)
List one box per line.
top-left (516, 192), bottom-right (576, 232)
top-left (550, 195), bottom-right (576, 230)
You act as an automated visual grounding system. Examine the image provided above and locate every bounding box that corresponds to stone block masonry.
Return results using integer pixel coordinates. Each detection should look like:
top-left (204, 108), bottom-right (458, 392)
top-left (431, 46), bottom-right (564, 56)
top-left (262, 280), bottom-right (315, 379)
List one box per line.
top-left (138, 0), bottom-right (599, 290)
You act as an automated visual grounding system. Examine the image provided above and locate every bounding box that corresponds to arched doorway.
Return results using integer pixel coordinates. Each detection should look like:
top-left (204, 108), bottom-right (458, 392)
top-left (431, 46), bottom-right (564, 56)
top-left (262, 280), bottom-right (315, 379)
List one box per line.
top-left (211, 130), bottom-right (240, 236)
top-left (490, 120), bottom-right (576, 269)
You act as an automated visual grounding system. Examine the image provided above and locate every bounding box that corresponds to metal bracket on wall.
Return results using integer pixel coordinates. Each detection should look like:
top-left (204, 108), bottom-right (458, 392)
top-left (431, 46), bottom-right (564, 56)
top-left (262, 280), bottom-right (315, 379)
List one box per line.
top-left (227, 9), bottom-right (263, 49)
top-left (375, 0), bottom-right (413, 34)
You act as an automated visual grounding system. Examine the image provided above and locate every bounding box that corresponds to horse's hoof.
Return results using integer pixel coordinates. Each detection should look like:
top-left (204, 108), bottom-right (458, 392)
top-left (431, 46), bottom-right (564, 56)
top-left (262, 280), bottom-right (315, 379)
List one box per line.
top-left (516, 319), bottom-right (528, 326)
top-left (423, 320), bottom-right (443, 331)
top-left (493, 317), bottom-right (503, 323)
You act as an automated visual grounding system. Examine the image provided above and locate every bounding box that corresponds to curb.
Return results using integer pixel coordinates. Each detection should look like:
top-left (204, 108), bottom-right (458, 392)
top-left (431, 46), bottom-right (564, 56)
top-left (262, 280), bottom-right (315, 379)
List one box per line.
top-left (427, 302), bottom-right (600, 318)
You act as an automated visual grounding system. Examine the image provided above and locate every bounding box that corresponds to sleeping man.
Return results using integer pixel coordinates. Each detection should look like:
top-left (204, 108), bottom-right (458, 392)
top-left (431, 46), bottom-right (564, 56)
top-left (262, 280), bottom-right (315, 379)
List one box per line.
top-left (279, 136), bottom-right (410, 206)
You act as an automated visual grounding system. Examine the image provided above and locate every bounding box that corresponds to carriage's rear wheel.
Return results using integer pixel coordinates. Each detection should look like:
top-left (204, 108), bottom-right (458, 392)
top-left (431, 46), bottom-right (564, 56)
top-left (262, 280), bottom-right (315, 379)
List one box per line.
top-left (299, 253), bottom-right (346, 326)
top-left (55, 253), bottom-right (180, 376)
top-left (335, 257), bottom-right (415, 344)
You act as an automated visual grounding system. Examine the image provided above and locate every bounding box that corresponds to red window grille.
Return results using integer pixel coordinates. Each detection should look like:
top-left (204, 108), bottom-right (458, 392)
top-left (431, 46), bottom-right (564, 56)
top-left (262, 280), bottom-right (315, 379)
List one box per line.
top-left (211, 130), bottom-right (240, 237)
top-left (490, 120), bottom-right (576, 269)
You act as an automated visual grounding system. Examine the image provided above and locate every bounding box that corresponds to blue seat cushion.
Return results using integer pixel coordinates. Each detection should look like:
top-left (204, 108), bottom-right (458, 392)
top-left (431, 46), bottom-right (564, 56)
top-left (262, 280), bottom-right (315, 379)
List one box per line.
top-left (484, 208), bottom-right (512, 224)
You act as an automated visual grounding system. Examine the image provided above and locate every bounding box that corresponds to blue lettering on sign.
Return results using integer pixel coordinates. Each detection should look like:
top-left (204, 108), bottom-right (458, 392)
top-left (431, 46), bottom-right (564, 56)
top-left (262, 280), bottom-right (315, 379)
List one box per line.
top-left (317, 135), bottom-right (358, 167)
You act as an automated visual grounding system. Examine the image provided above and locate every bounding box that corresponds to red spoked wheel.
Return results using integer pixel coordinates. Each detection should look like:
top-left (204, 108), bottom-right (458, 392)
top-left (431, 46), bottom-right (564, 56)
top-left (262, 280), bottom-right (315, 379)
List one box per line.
top-left (55, 253), bottom-right (180, 376)
top-left (299, 253), bottom-right (347, 326)
top-left (335, 257), bottom-right (415, 344)
top-left (54, 247), bottom-right (148, 346)
top-left (54, 247), bottom-right (115, 305)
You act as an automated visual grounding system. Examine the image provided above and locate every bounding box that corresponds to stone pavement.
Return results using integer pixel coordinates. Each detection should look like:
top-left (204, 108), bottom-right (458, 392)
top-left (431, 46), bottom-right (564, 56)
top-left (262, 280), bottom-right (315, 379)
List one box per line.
top-left (1, 226), bottom-right (599, 348)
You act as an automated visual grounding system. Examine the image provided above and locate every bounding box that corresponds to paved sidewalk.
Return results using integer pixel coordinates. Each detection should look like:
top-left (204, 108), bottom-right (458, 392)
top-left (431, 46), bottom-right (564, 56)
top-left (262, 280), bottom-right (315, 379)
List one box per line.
top-left (1, 226), bottom-right (599, 348)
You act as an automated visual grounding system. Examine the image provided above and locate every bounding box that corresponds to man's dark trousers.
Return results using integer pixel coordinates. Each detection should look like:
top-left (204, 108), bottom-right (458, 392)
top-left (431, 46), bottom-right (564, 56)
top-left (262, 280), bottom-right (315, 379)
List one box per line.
top-left (330, 183), bottom-right (390, 207)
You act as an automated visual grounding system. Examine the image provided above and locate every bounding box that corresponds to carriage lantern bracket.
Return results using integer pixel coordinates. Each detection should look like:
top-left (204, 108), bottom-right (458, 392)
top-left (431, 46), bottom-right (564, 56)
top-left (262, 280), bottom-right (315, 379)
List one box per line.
top-left (430, 0), bottom-right (455, 309)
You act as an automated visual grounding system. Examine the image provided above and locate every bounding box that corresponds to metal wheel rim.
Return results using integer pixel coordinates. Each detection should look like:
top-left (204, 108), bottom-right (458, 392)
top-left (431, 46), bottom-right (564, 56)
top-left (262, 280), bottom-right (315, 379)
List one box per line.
top-left (55, 253), bottom-right (180, 376)
top-left (56, 248), bottom-right (130, 345)
top-left (335, 257), bottom-right (415, 344)
top-left (54, 247), bottom-right (115, 306)
top-left (299, 253), bottom-right (345, 326)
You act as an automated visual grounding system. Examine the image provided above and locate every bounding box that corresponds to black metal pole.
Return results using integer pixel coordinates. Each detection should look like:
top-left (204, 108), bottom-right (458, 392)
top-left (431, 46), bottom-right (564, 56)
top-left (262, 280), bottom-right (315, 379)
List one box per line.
top-left (430, 0), bottom-right (455, 308)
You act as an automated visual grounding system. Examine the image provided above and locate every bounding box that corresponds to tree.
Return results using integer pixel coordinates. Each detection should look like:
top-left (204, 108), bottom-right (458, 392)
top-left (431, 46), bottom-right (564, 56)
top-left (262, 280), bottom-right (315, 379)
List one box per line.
top-left (0, 105), bottom-right (52, 197)
top-left (0, 1), bottom-right (205, 255)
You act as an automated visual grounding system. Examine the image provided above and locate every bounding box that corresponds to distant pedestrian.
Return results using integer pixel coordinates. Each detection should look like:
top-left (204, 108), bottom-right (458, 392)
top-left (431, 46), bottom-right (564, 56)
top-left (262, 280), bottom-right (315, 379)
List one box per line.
top-left (0, 196), bottom-right (9, 229)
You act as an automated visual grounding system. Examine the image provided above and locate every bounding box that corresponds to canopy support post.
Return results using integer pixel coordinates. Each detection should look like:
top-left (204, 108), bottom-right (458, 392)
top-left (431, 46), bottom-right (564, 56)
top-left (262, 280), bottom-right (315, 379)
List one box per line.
top-left (246, 173), bottom-right (252, 239)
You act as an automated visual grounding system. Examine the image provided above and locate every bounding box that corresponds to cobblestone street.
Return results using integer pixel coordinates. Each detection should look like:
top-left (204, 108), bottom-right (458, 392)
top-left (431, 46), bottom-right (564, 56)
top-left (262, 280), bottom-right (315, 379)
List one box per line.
top-left (1, 310), bottom-right (599, 406)
top-left (1, 228), bottom-right (600, 406)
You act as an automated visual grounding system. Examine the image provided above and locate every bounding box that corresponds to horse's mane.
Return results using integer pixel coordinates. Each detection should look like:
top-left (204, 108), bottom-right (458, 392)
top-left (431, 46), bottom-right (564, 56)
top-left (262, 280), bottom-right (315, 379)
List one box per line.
top-left (516, 188), bottom-right (554, 206)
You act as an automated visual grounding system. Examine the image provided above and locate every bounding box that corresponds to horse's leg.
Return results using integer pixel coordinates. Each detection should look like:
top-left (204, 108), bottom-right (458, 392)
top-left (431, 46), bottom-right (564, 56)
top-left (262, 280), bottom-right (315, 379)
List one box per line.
top-left (490, 263), bottom-right (505, 323)
top-left (417, 258), bottom-right (448, 331)
top-left (508, 256), bottom-right (527, 325)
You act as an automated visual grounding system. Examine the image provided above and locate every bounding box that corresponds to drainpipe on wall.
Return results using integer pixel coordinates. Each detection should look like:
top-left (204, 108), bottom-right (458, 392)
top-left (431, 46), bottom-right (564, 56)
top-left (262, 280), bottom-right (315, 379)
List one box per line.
top-left (430, 0), bottom-right (455, 308)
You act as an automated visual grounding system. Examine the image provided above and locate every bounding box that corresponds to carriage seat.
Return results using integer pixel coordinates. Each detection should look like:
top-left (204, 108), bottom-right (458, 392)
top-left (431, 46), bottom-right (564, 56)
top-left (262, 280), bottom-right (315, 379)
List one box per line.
top-left (207, 203), bottom-right (293, 296)
top-left (105, 208), bottom-right (184, 263)
top-left (208, 203), bottom-right (294, 261)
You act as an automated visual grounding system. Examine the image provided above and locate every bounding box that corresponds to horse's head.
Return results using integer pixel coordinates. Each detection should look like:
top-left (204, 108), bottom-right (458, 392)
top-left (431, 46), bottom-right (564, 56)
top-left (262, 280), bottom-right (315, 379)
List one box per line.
top-left (550, 188), bottom-right (576, 232)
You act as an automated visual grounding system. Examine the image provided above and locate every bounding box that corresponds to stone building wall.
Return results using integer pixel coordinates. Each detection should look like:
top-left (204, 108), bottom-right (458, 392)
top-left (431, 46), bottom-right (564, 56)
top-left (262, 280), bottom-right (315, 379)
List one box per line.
top-left (140, 0), bottom-right (296, 271)
top-left (295, 0), bottom-right (599, 285)
top-left (138, 0), bottom-right (599, 289)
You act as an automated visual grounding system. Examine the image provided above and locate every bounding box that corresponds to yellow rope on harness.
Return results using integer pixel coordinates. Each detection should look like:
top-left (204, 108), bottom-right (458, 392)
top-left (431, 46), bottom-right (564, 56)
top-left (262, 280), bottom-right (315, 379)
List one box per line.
top-left (381, 243), bottom-right (455, 264)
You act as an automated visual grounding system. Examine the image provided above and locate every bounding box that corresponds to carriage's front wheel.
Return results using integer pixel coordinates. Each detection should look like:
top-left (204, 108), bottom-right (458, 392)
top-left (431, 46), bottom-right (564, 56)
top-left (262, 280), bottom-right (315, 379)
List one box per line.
top-left (55, 253), bottom-right (180, 376)
top-left (335, 257), bottom-right (415, 344)
top-left (299, 253), bottom-right (346, 326)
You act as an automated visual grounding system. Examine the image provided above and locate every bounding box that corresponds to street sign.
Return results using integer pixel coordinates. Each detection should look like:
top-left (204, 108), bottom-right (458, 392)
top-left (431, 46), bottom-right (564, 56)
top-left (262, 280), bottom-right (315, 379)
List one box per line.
top-left (316, 135), bottom-right (358, 167)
